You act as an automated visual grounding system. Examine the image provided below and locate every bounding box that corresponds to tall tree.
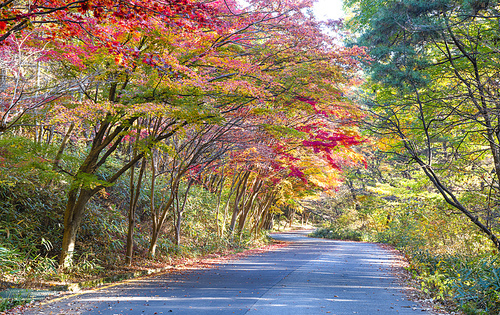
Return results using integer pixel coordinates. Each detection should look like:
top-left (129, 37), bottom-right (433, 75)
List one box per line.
top-left (347, 0), bottom-right (500, 250)
top-left (147, 123), bottom-right (233, 257)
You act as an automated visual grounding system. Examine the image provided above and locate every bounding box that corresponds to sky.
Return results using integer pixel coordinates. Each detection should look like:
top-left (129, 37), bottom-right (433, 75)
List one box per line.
top-left (313, 0), bottom-right (345, 20)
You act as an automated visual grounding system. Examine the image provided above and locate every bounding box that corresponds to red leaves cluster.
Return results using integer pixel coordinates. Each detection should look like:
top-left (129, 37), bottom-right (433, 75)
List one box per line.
top-left (0, 0), bottom-right (219, 45)
top-left (295, 96), bottom-right (318, 107)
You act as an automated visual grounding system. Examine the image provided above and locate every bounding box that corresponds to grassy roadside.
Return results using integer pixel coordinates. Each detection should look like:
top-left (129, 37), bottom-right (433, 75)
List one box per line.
top-left (1, 236), bottom-right (290, 313)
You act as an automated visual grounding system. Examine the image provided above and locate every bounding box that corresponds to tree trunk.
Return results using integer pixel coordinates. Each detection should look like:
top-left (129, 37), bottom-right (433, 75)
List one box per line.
top-left (125, 157), bottom-right (146, 265)
top-left (148, 227), bottom-right (160, 258)
top-left (220, 170), bottom-right (242, 236)
top-left (174, 179), bottom-right (194, 246)
top-left (148, 194), bottom-right (175, 258)
top-left (58, 116), bottom-right (142, 267)
top-left (229, 171), bottom-right (250, 235)
top-left (252, 192), bottom-right (275, 236)
top-left (53, 123), bottom-right (74, 169)
top-left (264, 214), bottom-right (273, 230)
top-left (288, 208), bottom-right (295, 228)
top-left (147, 156), bottom-right (181, 257)
top-left (148, 169), bottom-right (184, 257)
top-left (174, 212), bottom-right (181, 247)
top-left (125, 163), bottom-right (136, 265)
top-left (214, 168), bottom-right (225, 237)
top-left (416, 158), bottom-right (500, 251)
top-left (237, 178), bottom-right (263, 236)
top-left (59, 188), bottom-right (93, 268)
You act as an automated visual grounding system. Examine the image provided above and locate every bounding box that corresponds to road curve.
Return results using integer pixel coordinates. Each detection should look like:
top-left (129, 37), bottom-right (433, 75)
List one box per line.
top-left (18, 230), bottom-right (429, 314)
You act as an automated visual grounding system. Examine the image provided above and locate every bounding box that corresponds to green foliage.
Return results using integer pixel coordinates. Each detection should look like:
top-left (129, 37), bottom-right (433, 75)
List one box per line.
top-left (0, 135), bottom-right (65, 186)
top-left (398, 253), bottom-right (500, 314)
top-left (317, 192), bottom-right (500, 314)
top-left (0, 0), bottom-right (364, 302)
top-left (310, 226), bottom-right (363, 241)
top-left (0, 133), bottom-right (129, 283)
top-left (0, 180), bottom-right (64, 248)
top-left (0, 246), bottom-right (22, 273)
top-left (346, 0), bottom-right (500, 253)
top-left (182, 184), bottom-right (242, 253)
top-left (308, 153), bottom-right (500, 314)
top-left (0, 296), bottom-right (31, 312)
top-left (261, 124), bottom-right (307, 139)
top-left (0, 134), bottom-right (67, 284)
top-left (0, 130), bottom-right (274, 293)
top-left (452, 258), bottom-right (500, 314)
top-left (77, 201), bottom-right (126, 265)
top-left (73, 172), bottom-right (114, 190)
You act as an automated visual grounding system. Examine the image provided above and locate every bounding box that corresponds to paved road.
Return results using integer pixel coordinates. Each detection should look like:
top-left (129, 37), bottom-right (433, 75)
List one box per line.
top-left (19, 231), bottom-right (429, 314)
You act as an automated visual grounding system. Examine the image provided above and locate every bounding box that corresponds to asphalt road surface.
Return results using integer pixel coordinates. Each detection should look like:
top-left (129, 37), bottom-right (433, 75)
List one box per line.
top-left (19, 230), bottom-right (429, 314)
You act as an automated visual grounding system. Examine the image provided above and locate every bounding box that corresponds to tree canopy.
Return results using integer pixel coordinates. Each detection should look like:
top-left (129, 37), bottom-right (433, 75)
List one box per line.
top-left (0, 0), bottom-right (366, 268)
top-left (345, 0), bottom-right (500, 251)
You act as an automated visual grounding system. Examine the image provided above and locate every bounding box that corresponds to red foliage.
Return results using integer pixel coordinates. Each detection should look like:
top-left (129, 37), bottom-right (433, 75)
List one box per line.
top-left (0, 0), bottom-right (220, 44)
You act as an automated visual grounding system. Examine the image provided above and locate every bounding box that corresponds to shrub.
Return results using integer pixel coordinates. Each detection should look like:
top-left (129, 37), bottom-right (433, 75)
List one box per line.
top-left (309, 226), bottom-right (363, 241)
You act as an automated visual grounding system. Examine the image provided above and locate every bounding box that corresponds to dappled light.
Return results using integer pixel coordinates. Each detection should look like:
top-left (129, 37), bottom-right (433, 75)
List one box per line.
top-left (20, 232), bottom-right (425, 314)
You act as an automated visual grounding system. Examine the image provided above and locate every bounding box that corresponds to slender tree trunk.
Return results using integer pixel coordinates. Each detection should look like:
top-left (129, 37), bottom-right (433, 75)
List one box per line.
top-left (148, 228), bottom-right (160, 258)
top-left (415, 158), bottom-right (500, 251)
top-left (45, 125), bottom-right (55, 148)
top-left (252, 192), bottom-right (275, 236)
top-left (148, 194), bottom-right (175, 258)
top-left (126, 158), bottom-right (136, 265)
top-left (220, 170), bottom-right (242, 235)
top-left (229, 171), bottom-right (250, 235)
top-left (148, 166), bottom-right (184, 257)
top-left (148, 155), bottom-right (182, 257)
top-left (214, 168), bottom-right (225, 237)
top-left (125, 157), bottom-right (146, 265)
top-left (288, 208), bottom-right (295, 228)
top-left (148, 155), bottom-right (158, 258)
top-left (53, 123), bottom-right (74, 169)
top-left (59, 117), bottom-right (139, 267)
top-left (263, 212), bottom-right (273, 230)
top-left (174, 179), bottom-right (194, 246)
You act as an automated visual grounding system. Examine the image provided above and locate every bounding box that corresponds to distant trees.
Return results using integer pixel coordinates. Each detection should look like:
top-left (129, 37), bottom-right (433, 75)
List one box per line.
top-left (0, 31), bottom-right (87, 134)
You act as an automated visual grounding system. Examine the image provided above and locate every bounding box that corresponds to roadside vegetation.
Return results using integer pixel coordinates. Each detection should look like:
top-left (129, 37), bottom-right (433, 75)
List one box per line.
top-left (0, 133), bottom-right (315, 286)
top-left (0, 134), bottom-right (315, 311)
